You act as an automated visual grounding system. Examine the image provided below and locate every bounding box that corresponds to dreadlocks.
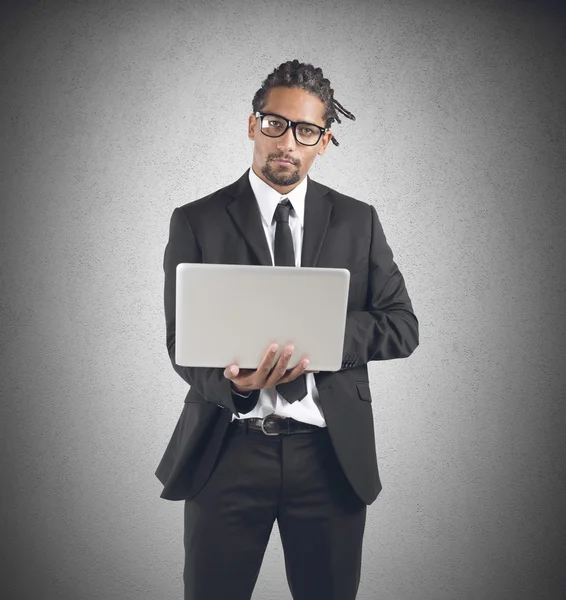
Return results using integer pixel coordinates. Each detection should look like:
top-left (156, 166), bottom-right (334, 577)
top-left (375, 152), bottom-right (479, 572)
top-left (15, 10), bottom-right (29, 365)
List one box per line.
top-left (251, 60), bottom-right (355, 147)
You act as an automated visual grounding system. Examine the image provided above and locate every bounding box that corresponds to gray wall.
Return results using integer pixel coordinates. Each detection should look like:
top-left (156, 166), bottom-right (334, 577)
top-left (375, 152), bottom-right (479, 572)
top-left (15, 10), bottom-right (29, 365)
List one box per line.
top-left (1, 0), bottom-right (565, 599)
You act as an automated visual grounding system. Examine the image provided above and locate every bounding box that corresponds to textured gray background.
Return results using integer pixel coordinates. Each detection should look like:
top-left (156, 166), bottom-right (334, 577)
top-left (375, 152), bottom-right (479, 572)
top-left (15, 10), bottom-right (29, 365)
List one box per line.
top-left (1, 0), bottom-right (565, 599)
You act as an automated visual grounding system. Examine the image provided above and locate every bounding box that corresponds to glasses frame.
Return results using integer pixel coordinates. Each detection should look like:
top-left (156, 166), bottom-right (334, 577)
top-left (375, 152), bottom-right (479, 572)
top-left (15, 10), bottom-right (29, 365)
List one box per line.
top-left (255, 111), bottom-right (328, 146)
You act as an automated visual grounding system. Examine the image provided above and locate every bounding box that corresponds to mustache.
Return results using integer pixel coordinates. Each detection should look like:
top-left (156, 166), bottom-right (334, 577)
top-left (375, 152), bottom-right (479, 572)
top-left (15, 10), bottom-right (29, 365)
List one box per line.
top-left (269, 155), bottom-right (299, 166)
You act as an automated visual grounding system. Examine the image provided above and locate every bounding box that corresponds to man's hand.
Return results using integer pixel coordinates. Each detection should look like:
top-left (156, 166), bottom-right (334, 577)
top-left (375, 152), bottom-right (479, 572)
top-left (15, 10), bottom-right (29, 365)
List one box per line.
top-left (223, 343), bottom-right (319, 394)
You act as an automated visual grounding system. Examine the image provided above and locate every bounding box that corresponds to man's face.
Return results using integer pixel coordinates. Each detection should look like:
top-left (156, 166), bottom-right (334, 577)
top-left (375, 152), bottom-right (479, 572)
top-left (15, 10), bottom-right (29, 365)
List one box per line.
top-left (248, 86), bottom-right (333, 193)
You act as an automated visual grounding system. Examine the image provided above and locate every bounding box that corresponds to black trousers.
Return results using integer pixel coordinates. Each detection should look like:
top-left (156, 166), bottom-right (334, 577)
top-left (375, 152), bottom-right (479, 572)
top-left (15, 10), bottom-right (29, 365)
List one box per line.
top-left (183, 419), bottom-right (367, 600)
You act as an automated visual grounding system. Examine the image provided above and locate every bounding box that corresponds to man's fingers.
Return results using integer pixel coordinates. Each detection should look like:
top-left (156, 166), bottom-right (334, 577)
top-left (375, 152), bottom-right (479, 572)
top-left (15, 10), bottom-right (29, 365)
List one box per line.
top-left (225, 345), bottom-right (311, 387)
top-left (264, 345), bottom-right (296, 387)
top-left (224, 348), bottom-right (316, 388)
top-left (270, 352), bottom-right (309, 386)
top-left (262, 344), bottom-right (278, 371)
top-left (224, 364), bottom-right (239, 379)
top-left (257, 343), bottom-right (279, 385)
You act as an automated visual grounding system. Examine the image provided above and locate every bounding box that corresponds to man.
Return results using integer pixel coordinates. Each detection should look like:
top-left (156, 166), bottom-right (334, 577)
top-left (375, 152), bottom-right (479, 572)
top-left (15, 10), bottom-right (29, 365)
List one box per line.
top-left (156, 59), bottom-right (419, 600)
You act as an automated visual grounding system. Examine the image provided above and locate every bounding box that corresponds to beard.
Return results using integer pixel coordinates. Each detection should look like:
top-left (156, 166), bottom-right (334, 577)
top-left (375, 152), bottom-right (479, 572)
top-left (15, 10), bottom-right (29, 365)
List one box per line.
top-left (261, 158), bottom-right (301, 187)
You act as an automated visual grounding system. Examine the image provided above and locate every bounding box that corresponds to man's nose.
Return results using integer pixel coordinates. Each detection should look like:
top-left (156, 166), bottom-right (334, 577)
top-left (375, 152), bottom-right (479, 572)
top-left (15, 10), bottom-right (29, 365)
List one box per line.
top-left (276, 126), bottom-right (297, 152)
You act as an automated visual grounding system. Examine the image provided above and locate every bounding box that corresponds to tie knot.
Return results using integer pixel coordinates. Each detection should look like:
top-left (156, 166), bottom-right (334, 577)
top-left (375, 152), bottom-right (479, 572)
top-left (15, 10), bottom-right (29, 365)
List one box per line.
top-left (274, 198), bottom-right (293, 224)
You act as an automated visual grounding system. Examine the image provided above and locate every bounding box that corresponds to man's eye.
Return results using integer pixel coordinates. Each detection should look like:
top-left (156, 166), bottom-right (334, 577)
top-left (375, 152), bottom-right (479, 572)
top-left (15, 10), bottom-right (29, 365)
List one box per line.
top-left (268, 121), bottom-right (283, 128)
top-left (299, 127), bottom-right (316, 136)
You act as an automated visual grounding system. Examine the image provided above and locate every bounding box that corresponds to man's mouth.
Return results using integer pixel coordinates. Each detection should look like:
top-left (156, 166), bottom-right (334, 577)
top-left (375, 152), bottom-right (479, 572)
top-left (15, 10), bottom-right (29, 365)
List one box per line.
top-left (272, 158), bottom-right (295, 165)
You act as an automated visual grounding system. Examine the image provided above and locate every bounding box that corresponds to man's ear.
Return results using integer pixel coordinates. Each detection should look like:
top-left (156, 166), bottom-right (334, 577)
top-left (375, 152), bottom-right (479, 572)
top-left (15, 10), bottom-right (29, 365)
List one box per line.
top-left (317, 130), bottom-right (333, 156)
top-left (248, 114), bottom-right (256, 141)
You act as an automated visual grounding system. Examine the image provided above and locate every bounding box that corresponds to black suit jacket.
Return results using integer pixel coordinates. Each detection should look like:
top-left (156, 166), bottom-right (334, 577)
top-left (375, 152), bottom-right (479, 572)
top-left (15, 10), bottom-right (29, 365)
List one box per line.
top-left (155, 169), bottom-right (419, 506)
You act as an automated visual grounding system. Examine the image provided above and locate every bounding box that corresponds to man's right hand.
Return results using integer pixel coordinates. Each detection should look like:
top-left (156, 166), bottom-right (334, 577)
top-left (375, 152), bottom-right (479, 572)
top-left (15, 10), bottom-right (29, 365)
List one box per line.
top-left (223, 343), bottom-right (319, 394)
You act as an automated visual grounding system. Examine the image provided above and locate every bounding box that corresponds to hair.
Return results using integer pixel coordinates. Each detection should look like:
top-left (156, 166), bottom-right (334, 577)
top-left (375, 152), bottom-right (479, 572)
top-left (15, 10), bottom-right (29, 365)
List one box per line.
top-left (251, 60), bottom-right (355, 147)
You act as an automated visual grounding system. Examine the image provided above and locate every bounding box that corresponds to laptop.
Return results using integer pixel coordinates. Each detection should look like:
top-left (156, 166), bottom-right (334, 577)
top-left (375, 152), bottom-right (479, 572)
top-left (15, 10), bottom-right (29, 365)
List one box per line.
top-left (175, 263), bottom-right (350, 372)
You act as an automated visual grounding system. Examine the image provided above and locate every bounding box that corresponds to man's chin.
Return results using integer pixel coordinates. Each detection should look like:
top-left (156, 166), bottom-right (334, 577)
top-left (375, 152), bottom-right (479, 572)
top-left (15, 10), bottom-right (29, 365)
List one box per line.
top-left (262, 164), bottom-right (300, 187)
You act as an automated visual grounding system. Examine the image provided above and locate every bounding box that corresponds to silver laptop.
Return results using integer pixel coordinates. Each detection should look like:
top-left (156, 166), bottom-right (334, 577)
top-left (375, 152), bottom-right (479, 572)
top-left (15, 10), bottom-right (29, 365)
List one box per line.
top-left (175, 263), bottom-right (350, 372)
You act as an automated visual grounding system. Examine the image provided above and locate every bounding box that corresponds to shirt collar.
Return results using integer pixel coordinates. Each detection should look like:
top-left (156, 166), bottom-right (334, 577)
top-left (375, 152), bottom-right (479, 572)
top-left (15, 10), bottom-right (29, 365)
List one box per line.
top-left (248, 166), bottom-right (307, 228)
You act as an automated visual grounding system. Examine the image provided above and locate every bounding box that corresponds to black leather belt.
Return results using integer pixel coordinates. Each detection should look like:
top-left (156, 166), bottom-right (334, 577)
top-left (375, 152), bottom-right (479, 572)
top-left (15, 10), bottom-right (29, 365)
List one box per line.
top-left (234, 414), bottom-right (324, 436)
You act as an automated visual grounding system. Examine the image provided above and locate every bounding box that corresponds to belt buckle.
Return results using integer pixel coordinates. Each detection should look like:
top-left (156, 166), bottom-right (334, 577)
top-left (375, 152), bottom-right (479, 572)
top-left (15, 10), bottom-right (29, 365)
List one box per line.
top-left (260, 414), bottom-right (282, 436)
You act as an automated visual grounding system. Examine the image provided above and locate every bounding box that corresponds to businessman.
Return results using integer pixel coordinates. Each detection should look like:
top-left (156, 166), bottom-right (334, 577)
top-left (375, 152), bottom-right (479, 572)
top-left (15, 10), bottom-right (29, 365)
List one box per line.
top-left (156, 59), bottom-right (419, 600)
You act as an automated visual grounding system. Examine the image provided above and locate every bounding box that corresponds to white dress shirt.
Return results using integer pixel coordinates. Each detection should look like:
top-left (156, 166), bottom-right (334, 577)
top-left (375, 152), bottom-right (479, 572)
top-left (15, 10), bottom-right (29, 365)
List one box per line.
top-left (230, 166), bottom-right (327, 428)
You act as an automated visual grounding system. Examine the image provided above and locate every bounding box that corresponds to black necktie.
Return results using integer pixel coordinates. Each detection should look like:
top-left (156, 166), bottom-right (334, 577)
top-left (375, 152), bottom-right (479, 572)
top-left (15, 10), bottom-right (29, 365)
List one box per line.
top-left (273, 198), bottom-right (308, 403)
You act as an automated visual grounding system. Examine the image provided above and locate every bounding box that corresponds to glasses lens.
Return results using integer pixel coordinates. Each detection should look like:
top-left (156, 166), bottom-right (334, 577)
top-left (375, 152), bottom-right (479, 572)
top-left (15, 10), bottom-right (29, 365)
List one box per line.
top-left (260, 114), bottom-right (323, 145)
top-left (261, 115), bottom-right (287, 137)
top-left (296, 124), bottom-right (322, 146)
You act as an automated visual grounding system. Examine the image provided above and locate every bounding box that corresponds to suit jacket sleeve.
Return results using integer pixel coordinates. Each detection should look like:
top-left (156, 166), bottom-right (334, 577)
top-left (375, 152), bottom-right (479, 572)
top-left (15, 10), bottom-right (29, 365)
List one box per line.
top-left (340, 204), bottom-right (419, 369)
top-left (163, 207), bottom-right (259, 416)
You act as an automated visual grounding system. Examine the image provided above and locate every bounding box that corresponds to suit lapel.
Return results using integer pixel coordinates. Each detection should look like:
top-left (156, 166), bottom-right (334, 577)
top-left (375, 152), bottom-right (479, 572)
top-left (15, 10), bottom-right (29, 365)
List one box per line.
top-left (226, 169), bottom-right (332, 268)
top-left (301, 175), bottom-right (332, 268)
top-left (226, 170), bottom-right (272, 266)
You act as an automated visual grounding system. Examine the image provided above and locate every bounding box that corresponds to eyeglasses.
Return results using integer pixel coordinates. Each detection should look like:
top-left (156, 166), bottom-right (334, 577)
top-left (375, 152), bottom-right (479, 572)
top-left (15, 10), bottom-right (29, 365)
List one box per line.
top-left (255, 111), bottom-right (328, 146)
